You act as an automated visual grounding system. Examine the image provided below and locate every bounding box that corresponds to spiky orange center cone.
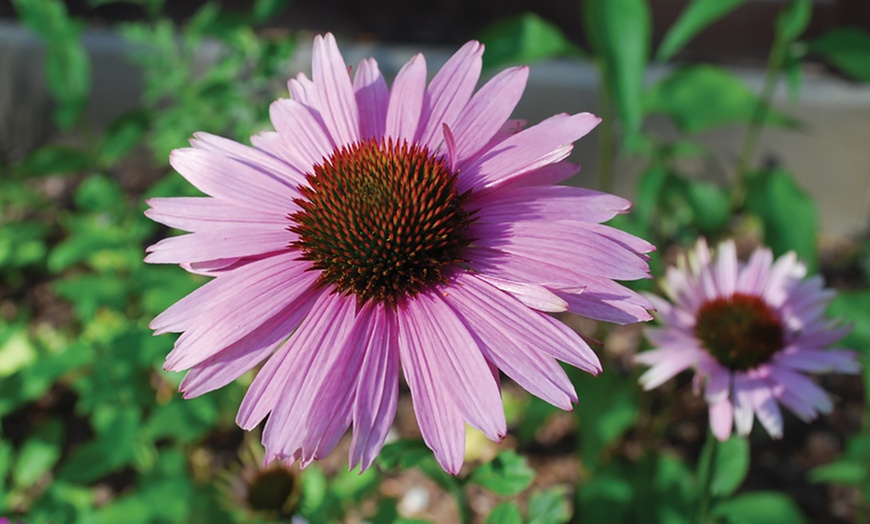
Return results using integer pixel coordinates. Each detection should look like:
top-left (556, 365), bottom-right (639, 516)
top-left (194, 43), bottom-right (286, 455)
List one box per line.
top-left (290, 138), bottom-right (474, 306)
top-left (694, 292), bottom-right (785, 370)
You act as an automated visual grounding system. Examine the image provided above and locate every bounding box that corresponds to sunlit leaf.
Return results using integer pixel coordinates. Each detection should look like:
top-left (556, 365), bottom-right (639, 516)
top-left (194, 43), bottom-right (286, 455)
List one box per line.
top-left (712, 491), bottom-right (807, 524)
top-left (645, 65), bottom-right (795, 133)
top-left (487, 502), bottom-right (523, 524)
top-left (710, 436), bottom-right (749, 497)
top-left (656, 0), bottom-right (748, 62)
top-left (775, 0), bottom-right (812, 44)
top-left (13, 418), bottom-right (64, 487)
top-left (583, 0), bottom-right (651, 137)
top-left (468, 450), bottom-right (535, 496)
top-left (478, 12), bottom-right (582, 69)
top-left (744, 169), bottom-right (818, 271)
top-left (528, 486), bottom-right (572, 524)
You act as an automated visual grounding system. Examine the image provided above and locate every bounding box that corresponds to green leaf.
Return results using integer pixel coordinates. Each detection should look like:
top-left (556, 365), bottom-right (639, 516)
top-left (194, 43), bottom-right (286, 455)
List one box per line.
top-left (827, 291), bottom-right (870, 350)
top-left (712, 491), bottom-right (807, 524)
top-left (252, 0), bottom-right (292, 23)
top-left (583, 0), bottom-right (651, 137)
top-left (17, 145), bottom-right (92, 177)
top-left (74, 173), bottom-right (126, 212)
top-left (809, 461), bottom-right (867, 485)
top-left (98, 110), bottom-right (151, 166)
top-left (680, 178), bottom-right (731, 235)
top-left (809, 27), bottom-right (870, 82)
top-left (528, 486), bottom-right (572, 524)
top-left (656, 0), bottom-right (747, 62)
top-left (478, 12), bottom-right (582, 69)
top-left (744, 169), bottom-right (818, 271)
top-left (468, 450), bottom-right (535, 496)
top-left (645, 65), bottom-right (794, 133)
top-left (571, 366), bottom-right (638, 468)
top-left (487, 502), bottom-right (523, 524)
top-left (710, 436), bottom-right (749, 497)
top-left (379, 439), bottom-right (456, 490)
top-left (57, 408), bottom-right (142, 483)
top-left (775, 0), bottom-right (812, 44)
top-left (13, 418), bottom-right (64, 487)
top-left (0, 222), bottom-right (49, 269)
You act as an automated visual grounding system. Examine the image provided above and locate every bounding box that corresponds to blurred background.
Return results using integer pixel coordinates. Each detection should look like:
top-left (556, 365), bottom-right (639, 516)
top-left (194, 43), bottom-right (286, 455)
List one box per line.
top-left (1, 1), bottom-right (869, 523)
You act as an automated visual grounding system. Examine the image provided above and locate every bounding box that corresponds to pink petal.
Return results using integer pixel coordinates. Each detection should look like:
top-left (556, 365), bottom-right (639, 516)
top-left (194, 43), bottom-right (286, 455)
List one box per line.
top-left (475, 274), bottom-right (568, 312)
top-left (145, 197), bottom-right (286, 232)
top-left (385, 54), bottom-right (427, 143)
top-left (417, 40), bottom-right (484, 150)
top-left (350, 303), bottom-right (400, 471)
top-left (443, 273), bottom-right (578, 409)
top-left (312, 33), bottom-right (359, 148)
top-left (472, 185), bottom-right (632, 225)
top-left (353, 58), bottom-right (388, 140)
top-left (144, 227), bottom-right (292, 265)
top-left (179, 335), bottom-right (283, 398)
top-left (556, 281), bottom-right (653, 325)
top-left (169, 148), bottom-right (297, 214)
top-left (162, 254), bottom-right (320, 371)
top-left (731, 374), bottom-right (756, 436)
top-left (636, 348), bottom-right (697, 390)
top-left (459, 113), bottom-right (601, 192)
top-left (712, 240), bottom-right (738, 297)
top-left (752, 382), bottom-right (783, 438)
top-left (450, 67), bottom-right (529, 163)
top-left (774, 347), bottom-right (859, 374)
top-left (270, 98), bottom-right (336, 172)
top-left (736, 245), bottom-right (774, 293)
top-left (768, 365), bottom-right (833, 416)
top-left (189, 132), bottom-right (306, 188)
top-left (709, 399), bottom-right (734, 441)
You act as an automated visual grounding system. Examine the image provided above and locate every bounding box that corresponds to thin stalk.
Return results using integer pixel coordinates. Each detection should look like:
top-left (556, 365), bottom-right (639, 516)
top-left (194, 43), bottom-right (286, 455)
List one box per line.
top-left (451, 485), bottom-right (472, 524)
top-left (733, 37), bottom-right (788, 207)
top-left (694, 430), bottom-right (719, 524)
top-left (596, 74), bottom-right (616, 194)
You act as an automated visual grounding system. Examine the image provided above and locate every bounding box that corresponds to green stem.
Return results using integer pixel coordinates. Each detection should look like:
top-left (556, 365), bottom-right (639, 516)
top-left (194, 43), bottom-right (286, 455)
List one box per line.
top-left (451, 485), bottom-right (472, 524)
top-left (694, 430), bottom-right (719, 524)
top-left (597, 72), bottom-right (616, 194)
top-left (733, 37), bottom-right (787, 208)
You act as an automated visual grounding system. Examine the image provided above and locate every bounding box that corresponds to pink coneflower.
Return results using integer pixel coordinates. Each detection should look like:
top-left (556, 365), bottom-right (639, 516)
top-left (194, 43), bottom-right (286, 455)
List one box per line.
top-left (637, 239), bottom-right (858, 441)
top-left (145, 33), bottom-right (654, 473)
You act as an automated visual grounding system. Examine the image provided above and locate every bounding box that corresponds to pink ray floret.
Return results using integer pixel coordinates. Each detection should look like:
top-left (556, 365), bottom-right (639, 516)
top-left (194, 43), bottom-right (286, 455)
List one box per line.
top-left (145, 33), bottom-right (654, 473)
top-left (636, 239), bottom-right (858, 441)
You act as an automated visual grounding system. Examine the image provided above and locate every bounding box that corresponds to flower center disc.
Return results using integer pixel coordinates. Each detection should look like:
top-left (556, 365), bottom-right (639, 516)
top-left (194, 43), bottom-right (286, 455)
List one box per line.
top-left (694, 293), bottom-right (785, 370)
top-left (290, 138), bottom-right (473, 306)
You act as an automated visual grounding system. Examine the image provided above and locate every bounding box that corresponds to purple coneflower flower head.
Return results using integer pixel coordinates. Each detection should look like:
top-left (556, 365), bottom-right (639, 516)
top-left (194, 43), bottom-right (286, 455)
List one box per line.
top-left (144, 33), bottom-right (654, 473)
top-left (637, 239), bottom-right (858, 441)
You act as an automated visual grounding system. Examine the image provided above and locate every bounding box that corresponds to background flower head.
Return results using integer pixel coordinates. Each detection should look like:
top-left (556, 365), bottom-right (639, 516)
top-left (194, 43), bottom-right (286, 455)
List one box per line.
top-left (637, 239), bottom-right (859, 441)
top-left (145, 33), bottom-right (654, 473)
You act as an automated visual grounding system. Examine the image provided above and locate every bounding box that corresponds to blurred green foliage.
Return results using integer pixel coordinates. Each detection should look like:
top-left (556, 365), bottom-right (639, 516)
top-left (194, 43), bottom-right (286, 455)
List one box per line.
top-left (0, 0), bottom-right (867, 522)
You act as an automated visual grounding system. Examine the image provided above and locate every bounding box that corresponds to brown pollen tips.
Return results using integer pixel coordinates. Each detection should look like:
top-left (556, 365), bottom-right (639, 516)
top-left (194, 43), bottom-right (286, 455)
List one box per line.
top-left (289, 138), bottom-right (474, 306)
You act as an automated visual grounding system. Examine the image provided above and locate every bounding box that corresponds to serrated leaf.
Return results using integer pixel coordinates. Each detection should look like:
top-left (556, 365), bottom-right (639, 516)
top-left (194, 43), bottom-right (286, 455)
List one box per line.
top-left (583, 0), bottom-right (651, 137)
top-left (744, 169), bottom-right (818, 271)
top-left (810, 27), bottom-right (870, 82)
top-left (468, 450), bottom-right (535, 496)
top-left (478, 12), bottom-right (582, 69)
top-left (486, 502), bottom-right (523, 524)
top-left (646, 65), bottom-right (795, 133)
top-left (656, 0), bottom-right (748, 62)
top-left (712, 491), bottom-right (807, 524)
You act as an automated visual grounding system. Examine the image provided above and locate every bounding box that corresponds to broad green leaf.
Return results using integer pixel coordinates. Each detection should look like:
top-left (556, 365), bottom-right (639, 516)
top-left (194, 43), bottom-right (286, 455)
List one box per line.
top-left (571, 366), bottom-right (638, 468)
top-left (775, 0), bottom-right (812, 44)
top-left (468, 450), bottom-right (535, 496)
top-left (486, 502), bottom-right (523, 524)
top-left (478, 12), bottom-right (582, 69)
top-left (17, 145), bottom-right (92, 177)
top-left (645, 65), bottom-right (794, 133)
top-left (57, 409), bottom-right (142, 483)
top-left (528, 486), bottom-right (572, 524)
top-left (142, 396), bottom-right (220, 444)
top-left (810, 27), bottom-right (870, 82)
top-left (809, 461), bottom-right (867, 485)
top-left (379, 439), bottom-right (456, 491)
top-left (744, 169), bottom-right (818, 271)
top-left (680, 178), bottom-right (731, 235)
top-left (656, 0), bottom-right (747, 62)
top-left (583, 0), bottom-right (651, 136)
top-left (712, 491), bottom-right (807, 524)
top-left (13, 418), bottom-right (64, 487)
top-left (710, 436), bottom-right (749, 497)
